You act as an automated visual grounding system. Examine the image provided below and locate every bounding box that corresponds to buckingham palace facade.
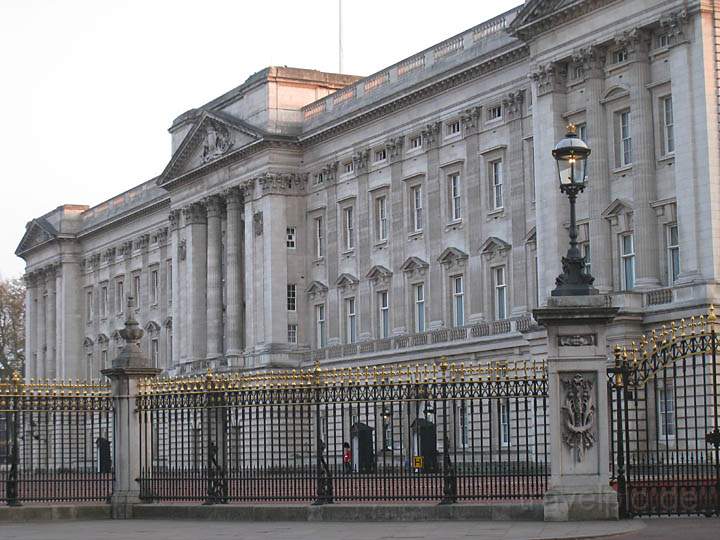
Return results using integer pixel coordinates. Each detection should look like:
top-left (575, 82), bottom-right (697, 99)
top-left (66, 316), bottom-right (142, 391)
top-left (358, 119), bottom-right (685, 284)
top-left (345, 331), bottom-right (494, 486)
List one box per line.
top-left (15, 0), bottom-right (720, 380)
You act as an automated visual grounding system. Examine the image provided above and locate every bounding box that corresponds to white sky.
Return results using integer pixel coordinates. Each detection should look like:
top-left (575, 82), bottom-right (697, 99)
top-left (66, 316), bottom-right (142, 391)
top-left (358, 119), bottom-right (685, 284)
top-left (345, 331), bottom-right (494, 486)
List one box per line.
top-left (0, 0), bottom-right (519, 279)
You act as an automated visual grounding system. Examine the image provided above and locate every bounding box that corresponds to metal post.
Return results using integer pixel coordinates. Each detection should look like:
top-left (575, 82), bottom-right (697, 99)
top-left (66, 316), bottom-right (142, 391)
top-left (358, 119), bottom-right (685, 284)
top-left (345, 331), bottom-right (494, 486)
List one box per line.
top-left (5, 404), bottom-right (21, 507)
top-left (614, 363), bottom-right (627, 518)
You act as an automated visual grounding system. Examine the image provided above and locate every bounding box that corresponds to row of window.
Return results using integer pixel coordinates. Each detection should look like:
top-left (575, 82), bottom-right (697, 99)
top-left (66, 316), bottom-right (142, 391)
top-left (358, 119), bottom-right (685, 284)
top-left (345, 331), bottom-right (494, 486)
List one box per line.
top-left (302, 270), bottom-right (507, 348)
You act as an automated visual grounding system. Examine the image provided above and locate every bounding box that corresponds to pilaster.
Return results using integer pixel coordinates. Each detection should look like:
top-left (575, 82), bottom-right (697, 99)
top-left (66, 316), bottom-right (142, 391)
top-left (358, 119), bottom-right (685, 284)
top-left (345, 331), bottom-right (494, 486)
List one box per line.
top-left (205, 195), bottom-right (224, 359)
top-left (389, 140), bottom-right (407, 334)
top-left (422, 121), bottom-right (443, 328)
top-left (224, 187), bottom-right (245, 357)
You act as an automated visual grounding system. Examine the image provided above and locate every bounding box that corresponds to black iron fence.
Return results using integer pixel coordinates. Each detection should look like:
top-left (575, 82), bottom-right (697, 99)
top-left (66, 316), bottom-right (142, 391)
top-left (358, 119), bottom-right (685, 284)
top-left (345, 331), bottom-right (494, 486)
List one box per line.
top-left (137, 360), bottom-right (549, 504)
top-left (608, 316), bottom-right (720, 517)
top-left (0, 373), bottom-right (114, 505)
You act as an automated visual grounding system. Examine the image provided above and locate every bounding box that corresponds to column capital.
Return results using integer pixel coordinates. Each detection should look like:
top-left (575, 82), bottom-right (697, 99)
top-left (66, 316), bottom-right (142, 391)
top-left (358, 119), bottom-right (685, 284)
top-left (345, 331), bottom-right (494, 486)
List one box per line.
top-left (614, 27), bottom-right (651, 61)
top-left (529, 63), bottom-right (567, 97)
top-left (386, 136), bottom-right (404, 163)
top-left (183, 202), bottom-right (207, 225)
top-left (421, 121), bottom-right (442, 149)
top-left (502, 89), bottom-right (525, 120)
top-left (224, 186), bottom-right (244, 207)
top-left (572, 45), bottom-right (606, 79)
top-left (460, 106), bottom-right (482, 133)
top-left (257, 172), bottom-right (308, 196)
top-left (352, 149), bottom-right (370, 172)
top-left (168, 209), bottom-right (181, 231)
top-left (204, 194), bottom-right (225, 218)
top-left (659, 9), bottom-right (689, 47)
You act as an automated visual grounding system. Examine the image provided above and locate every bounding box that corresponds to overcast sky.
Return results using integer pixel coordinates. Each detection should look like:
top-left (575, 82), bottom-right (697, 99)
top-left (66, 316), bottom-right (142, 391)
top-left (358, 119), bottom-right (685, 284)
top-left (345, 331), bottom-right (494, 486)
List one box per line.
top-left (0, 0), bottom-right (519, 279)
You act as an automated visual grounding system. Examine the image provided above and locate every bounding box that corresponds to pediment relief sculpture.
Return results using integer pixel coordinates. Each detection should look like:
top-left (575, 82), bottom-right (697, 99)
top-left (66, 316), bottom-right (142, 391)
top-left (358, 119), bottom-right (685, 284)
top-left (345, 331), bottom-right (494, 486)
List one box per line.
top-left (201, 122), bottom-right (234, 164)
top-left (366, 265), bottom-right (393, 286)
top-left (306, 280), bottom-right (329, 300)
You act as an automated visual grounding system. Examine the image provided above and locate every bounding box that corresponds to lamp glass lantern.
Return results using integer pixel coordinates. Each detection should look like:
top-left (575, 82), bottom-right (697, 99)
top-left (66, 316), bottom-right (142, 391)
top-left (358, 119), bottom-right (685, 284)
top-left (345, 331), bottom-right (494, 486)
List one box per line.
top-left (552, 126), bottom-right (590, 189)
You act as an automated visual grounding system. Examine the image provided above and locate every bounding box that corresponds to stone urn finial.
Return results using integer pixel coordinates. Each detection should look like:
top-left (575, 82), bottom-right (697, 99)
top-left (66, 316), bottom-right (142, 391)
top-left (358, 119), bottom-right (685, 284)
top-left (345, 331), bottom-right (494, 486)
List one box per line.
top-left (111, 295), bottom-right (150, 369)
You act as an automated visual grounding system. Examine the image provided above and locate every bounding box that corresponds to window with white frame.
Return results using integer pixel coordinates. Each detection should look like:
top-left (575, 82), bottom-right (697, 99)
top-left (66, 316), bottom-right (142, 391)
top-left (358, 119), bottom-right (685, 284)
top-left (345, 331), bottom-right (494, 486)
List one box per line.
top-left (86, 290), bottom-right (94, 322)
top-left (375, 195), bottom-right (388, 242)
top-left (581, 241), bottom-right (592, 277)
top-left (116, 280), bottom-right (124, 314)
top-left (374, 148), bottom-right (387, 162)
top-left (378, 290), bottom-right (390, 339)
top-left (411, 184), bottom-right (423, 232)
top-left (616, 110), bottom-right (632, 167)
top-left (452, 275), bottom-right (464, 327)
top-left (133, 274), bottom-right (141, 306)
top-left (621, 234), bottom-right (635, 290)
top-left (657, 383), bottom-right (675, 439)
top-left (661, 96), bottom-right (674, 155)
top-left (150, 269), bottom-right (159, 305)
top-left (446, 120), bottom-right (461, 136)
top-left (343, 206), bottom-right (355, 251)
top-left (315, 304), bottom-right (326, 347)
top-left (286, 226), bottom-right (296, 248)
top-left (287, 324), bottom-right (298, 344)
top-left (345, 297), bottom-right (357, 344)
top-left (493, 267), bottom-right (507, 321)
top-left (487, 105), bottom-right (502, 121)
top-left (414, 283), bottom-right (426, 333)
top-left (490, 160), bottom-right (503, 210)
top-left (613, 48), bottom-right (628, 63)
top-left (312, 171), bottom-right (326, 185)
top-left (343, 161), bottom-right (354, 174)
top-left (656, 33), bottom-right (671, 48)
top-left (410, 135), bottom-right (422, 150)
top-left (315, 216), bottom-right (325, 258)
top-left (151, 338), bottom-right (159, 368)
top-left (667, 224), bottom-right (680, 284)
top-left (287, 284), bottom-right (296, 311)
top-left (500, 399), bottom-right (511, 446)
top-left (448, 173), bottom-right (461, 221)
top-left (100, 285), bottom-right (108, 319)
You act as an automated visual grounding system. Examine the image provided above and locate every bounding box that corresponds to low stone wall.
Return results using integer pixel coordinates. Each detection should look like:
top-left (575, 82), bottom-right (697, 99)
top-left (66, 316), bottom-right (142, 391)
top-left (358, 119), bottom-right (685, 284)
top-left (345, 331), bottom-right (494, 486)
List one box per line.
top-left (0, 505), bottom-right (111, 522)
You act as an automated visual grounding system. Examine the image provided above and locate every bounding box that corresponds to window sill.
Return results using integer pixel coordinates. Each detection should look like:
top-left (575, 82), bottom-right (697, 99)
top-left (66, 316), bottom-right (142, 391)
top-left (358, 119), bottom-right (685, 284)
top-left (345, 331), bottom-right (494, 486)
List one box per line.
top-left (606, 60), bottom-right (631, 75)
top-left (487, 208), bottom-right (504, 219)
top-left (313, 257), bottom-right (325, 265)
top-left (407, 147), bottom-right (423, 155)
top-left (374, 240), bottom-right (388, 249)
top-left (341, 249), bottom-right (356, 256)
top-left (408, 231), bottom-right (423, 240)
top-left (485, 117), bottom-right (503, 127)
top-left (658, 153), bottom-right (674, 164)
top-left (612, 164), bottom-right (633, 175)
top-left (446, 220), bottom-right (463, 231)
top-left (444, 133), bottom-right (461, 143)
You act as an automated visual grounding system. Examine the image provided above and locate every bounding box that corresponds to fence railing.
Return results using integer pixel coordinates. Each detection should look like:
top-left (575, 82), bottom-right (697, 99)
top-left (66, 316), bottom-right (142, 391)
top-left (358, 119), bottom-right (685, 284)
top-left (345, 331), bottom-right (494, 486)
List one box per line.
top-left (0, 373), bottom-right (114, 505)
top-left (136, 360), bottom-right (549, 504)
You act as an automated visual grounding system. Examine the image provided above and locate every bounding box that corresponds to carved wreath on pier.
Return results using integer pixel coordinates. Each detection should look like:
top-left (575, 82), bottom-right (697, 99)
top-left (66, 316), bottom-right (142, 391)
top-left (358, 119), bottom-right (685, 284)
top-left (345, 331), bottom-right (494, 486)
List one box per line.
top-left (560, 373), bottom-right (595, 462)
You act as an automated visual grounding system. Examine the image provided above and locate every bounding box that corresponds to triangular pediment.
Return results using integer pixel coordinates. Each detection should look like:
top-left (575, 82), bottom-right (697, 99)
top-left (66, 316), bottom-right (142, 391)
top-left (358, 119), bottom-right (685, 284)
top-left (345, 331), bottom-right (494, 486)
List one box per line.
top-left (306, 280), bottom-right (329, 296)
top-left (602, 198), bottom-right (632, 218)
top-left (15, 218), bottom-right (58, 256)
top-left (437, 247), bottom-right (468, 265)
top-left (335, 273), bottom-right (359, 288)
top-left (509, 0), bottom-right (595, 41)
top-left (366, 265), bottom-right (393, 281)
top-left (525, 227), bottom-right (537, 244)
top-left (480, 236), bottom-right (511, 254)
top-left (400, 256), bottom-right (429, 273)
top-left (157, 111), bottom-right (266, 187)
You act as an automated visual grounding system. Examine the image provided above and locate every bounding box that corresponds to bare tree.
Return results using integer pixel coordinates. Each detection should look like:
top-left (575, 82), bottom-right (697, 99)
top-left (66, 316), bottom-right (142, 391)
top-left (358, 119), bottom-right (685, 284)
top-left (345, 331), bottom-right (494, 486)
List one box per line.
top-left (0, 277), bottom-right (25, 378)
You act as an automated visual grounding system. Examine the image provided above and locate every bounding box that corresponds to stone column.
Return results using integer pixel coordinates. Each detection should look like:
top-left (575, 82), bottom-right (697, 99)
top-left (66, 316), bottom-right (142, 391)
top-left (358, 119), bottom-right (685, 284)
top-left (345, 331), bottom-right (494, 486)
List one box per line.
top-left (389, 143), bottom-right (407, 334)
top-left (534, 295), bottom-right (619, 521)
top-left (102, 299), bottom-right (161, 519)
top-left (422, 122), bottom-right (443, 328)
top-left (45, 266), bottom-right (57, 379)
top-left (36, 270), bottom-right (46, 380)
top-left (184, 202), bottom-right (208, 362)
top-left (24, 274), bottom-right (36, 380)
top-left (206, 195), bottom-right (224, 359)
top-left (358, 152), bottom-right (375, 341)
top-left (621, 30), bottom-right (660, 289)
top-left (168, 210), bottom-right (181, 367)
top-left (59, 260), bottom-right (83, 379)
top-left (579, 46), bottom-right (612, 292)
top-left (224, 187), bottom-right (244, 357)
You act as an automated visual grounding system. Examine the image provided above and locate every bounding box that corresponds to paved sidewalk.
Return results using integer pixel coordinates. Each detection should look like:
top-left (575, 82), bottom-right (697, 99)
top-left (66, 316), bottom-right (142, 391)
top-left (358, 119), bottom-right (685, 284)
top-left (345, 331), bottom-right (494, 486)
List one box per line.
top-left (0, 519), bottom-right (646, 540)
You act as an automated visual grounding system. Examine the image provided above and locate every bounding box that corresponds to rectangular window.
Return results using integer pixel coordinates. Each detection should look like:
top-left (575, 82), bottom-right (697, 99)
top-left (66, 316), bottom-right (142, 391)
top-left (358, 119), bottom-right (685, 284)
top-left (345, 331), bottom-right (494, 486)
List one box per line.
top-left (446, 120), bottom-right (461, 136)
top-left (151, 338), bottom-right (159, 368)
top-left (116, 280), bottom-right (124, 314)
top-left (487, 105), bottom-right (502, 120)
top-left (378, 291), bottom-right (390, 339)
top-left (662, 96), bottom-right (674, 155)
top-left (287, 284), bottom-right (297, 311)
top-left (100, 285), bottom-right (108, 319)
top-left (667, 224), bottom-right (680, 284)
top-left (133, 274), bottom-right (141, 306)
top-left (343, 206), bottom-right (355, 251)
top-left (490, 160), bottom-right (503, 210)
top-left (410, 135), bottom-right (422, 149)
top-left (618, 110), bottom-right (632, 167)
top-left (613, 48), bottom-right (628, 63)
top-left (414, 283), bottom-right (426, 333)
top-left (86, 290), bottom-right (93, 322)
top-left (581, 241), bottom-right (591, 278)
top-left (621, 234), bottom-right (635, 290)
top-left (657, 384), bottom-right (675, 439)
top-left (494, 267), bottom-right (507, 321)
top-left (657, 33), bottom-right (671, 48)
top-left (452, 276), bottom-right (464, 327)
top-left (375, 196), bottom-right (388, 242)
top-left (312, 171), bottom-right (326, 185)
top-left (150, 269), bottom-right (159, 305)
top-left (345, 297), bottom-right (357, 344)
top-left (287, 324), bottom-right (298, 344)
top-left (315, 216), bottom-right (325, 258)
top-left (500, 399), bottom-right (511, 446)
top-left (315, 304), bottom-right (326, 347)
top-left (286, 226), bottom-right (296, 248)
top-left (374, 148), bottom-right (387, 162)
top-left (411, 185), bottom-right (423, 232)
top-left (344, 161), bottom-right (354, 174)
top-left (449, 173), bottom-right (461, 221)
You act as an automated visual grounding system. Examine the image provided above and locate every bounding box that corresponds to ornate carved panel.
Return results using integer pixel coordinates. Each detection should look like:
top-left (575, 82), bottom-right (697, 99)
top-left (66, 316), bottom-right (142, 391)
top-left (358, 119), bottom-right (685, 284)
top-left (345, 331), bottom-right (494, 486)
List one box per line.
top-left (560, 372), bottom-right (596, 463)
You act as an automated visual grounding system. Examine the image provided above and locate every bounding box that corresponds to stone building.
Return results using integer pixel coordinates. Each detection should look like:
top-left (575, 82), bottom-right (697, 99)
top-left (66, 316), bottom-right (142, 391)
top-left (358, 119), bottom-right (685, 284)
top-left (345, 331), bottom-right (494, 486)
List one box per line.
top-left (16, 0), bottom-right (720, 381)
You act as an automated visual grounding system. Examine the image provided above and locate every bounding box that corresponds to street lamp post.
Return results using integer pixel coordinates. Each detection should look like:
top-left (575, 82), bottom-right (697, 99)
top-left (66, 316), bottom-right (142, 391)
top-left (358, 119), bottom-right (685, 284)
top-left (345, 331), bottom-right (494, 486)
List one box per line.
top-left (551, 124), bottom-right (597, 296)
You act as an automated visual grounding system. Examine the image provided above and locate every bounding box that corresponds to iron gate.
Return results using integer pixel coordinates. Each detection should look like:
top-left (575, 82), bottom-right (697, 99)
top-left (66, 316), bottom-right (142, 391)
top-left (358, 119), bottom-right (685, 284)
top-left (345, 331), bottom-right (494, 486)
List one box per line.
top-left (608, 312), bottom-right (720, 517)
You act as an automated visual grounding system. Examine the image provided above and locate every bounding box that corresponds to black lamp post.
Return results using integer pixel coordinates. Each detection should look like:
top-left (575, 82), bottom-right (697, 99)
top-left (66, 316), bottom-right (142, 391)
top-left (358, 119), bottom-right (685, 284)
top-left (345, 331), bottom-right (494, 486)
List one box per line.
top-left (551, 124), bottom-right (597, 296)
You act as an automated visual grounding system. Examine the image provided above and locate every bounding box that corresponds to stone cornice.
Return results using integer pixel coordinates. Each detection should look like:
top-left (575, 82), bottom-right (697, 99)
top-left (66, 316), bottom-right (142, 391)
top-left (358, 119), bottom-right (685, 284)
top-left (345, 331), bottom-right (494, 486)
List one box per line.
top-left (509, 0), bottom-right (617, 42)
top-left (77, 196), bottom-right (170, 241)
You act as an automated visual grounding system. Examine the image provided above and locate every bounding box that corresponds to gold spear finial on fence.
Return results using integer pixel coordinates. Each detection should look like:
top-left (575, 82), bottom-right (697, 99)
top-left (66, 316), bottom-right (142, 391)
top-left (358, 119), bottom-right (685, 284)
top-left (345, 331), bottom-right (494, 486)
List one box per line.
top-left (709, 304), bottom-right (717, 323)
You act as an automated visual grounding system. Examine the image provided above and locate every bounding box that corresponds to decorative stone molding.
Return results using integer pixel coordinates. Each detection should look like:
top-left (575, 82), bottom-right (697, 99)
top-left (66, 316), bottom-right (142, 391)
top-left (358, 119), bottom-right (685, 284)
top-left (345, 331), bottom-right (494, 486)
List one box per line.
top-left (572, 45), bottom-right (606, 79)
top-left (89, 253), bottom-right (101, 269)
top-left (480, 236), bottom-right (511, 260)
top-left (152, 227), bottom-right (169, 245)
top-left (352, 149), bottom-right (370, 172)
top-left (320, 162), bottom-right (339, 183)
top-left (119, 240), bottom-right (133, 258)
top-left (400, 256), bottom-right (429, 278)
top-left (224, 185), bottom-right (243, 207)
top-left (335, 273), bottom-right (359, 292)
top-left (183, 202), bottom-right (207, 226)
top-left (438, 247), bottom-right (469, 272)
top-left (529, 63), bottom-right (566, 97)
top-left (253, 211), bottom-right (263, 236)
top-left (385, 136), bottom-right (405, 162)
top-left (178, 240), bottom-right (187, 261)
top-left (103, 247), bottom-right (116, 263)
top-left (421, 121), bottom-right (442, 148)
top-left (366, 265), bottom-right (393, 288)
top-left (258, 172), bottom-right (308, 195)
top-left (614, 27), bottom-right (651, 59)
top-left (502, 89), bottom-right (525, 119)
top-left (134, 234), bottom-right (150, 252)
top-left (306, 280), bottom-right (329, 300)
top-left (205, 195), bottom-right (224, 218)
top-left (168, 209), bottom-right (181, 231)
top-left (659, 9), bottom-right (689, 46)
top-left (460, 106), bottom-right (482, 132)
top-left (601, 198), bottom-right (633, 229)
top-left (560, 373), bottom-right (596, 463)
top-left (200, 121), bottom-right (234, 164)
top-left (558, 334), bottom-right (597, 347)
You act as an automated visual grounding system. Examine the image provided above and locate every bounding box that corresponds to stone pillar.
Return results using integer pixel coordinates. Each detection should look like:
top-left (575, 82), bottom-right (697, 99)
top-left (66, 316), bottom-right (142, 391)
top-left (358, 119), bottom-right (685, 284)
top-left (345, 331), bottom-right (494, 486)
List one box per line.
top-left (102, 297), bottom-right (161, 519)
top-left (169, 210), bottom-right (181, 367)
top-left (184, 202), bottom-right (208, 361)
top-left (24, 274), bottom-right (36, 380)
top-left (534, 295), bottom-right (619, 521)
top-left (36, 271), bottom-right (46, 380)
top-left (59, 260), bottom-right (83, 379)
top-left (206, 195), bottom-right (224, 359)
top-left (357, 152), bottom-right (374, 341)
top-left (224, 187), bottom-right (244, 357)
top-left (389, 143), bottom-right (407, 334)
top-left (621, 30), bottom-right (660, 289)
top-left (423, 122), bottom-right (443, 328)
top-left (45, 266), bottom-right (57, 379)
top-left (579, 46), bottom-right (612, 292)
